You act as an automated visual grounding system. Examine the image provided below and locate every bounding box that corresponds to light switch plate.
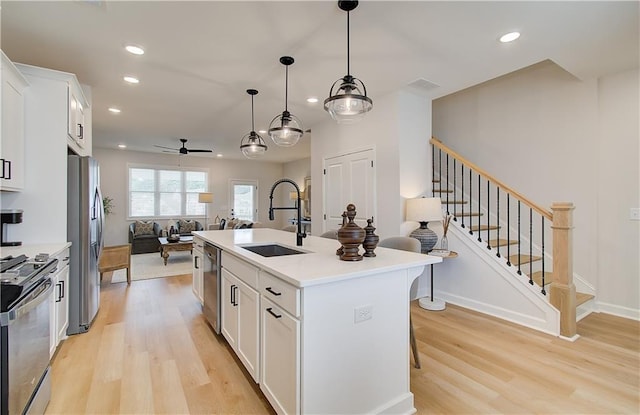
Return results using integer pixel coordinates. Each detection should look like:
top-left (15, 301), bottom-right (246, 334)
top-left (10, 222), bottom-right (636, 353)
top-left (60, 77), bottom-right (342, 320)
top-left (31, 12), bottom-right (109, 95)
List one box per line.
top-left (631, 208), bottom-right (640, 221)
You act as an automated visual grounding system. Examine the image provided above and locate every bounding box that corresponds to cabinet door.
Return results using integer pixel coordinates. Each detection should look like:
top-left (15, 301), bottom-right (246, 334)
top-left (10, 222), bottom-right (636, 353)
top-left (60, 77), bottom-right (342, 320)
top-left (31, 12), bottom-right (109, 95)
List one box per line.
top-left (56, 265), bottom-right (70, 343)
top-left (49, 281), bottom-right (57, 358)
top-left (221, 269), bottom-right (238, 349)
top-left (237, 281), bottom-right (260, 382)
top-left (192, 248), bottom-right (204, 304)
top-left (261, 298), bottom-right (300, 415)
top-left (1, 56), bottom-right (27, 191)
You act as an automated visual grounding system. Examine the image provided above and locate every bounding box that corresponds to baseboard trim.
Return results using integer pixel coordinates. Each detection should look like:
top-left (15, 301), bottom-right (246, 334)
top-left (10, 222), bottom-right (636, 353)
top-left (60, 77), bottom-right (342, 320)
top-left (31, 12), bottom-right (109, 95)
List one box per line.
top-left (594, 301), bottom-right (640, 321)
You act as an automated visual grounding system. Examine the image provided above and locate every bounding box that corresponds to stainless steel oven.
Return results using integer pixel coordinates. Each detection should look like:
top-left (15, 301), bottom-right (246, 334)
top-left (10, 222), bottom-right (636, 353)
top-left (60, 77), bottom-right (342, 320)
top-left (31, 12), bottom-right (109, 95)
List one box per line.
top-left (203, 243), bottom-right (221, 334)
top-left (1, 256), bottom-right (57, 415)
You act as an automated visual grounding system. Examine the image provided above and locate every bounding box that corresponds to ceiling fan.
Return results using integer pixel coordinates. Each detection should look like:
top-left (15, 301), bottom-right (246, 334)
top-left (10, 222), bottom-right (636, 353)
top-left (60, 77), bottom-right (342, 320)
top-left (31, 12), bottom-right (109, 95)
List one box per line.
top-left (154, 138), bottom-right (213, 155)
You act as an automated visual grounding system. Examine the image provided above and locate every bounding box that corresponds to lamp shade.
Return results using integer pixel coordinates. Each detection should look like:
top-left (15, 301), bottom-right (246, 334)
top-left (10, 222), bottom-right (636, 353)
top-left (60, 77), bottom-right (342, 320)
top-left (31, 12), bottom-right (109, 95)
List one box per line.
top-left (406, 197), bottom-right (442, 223)
top-left (198, 192), bottom-right (213, 203)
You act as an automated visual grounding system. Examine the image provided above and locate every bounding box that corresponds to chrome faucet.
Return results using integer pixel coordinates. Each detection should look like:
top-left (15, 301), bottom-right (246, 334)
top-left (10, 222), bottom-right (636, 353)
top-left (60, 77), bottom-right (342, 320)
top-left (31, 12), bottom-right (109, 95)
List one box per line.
top-left (269, 178), bottom-right (306, 246)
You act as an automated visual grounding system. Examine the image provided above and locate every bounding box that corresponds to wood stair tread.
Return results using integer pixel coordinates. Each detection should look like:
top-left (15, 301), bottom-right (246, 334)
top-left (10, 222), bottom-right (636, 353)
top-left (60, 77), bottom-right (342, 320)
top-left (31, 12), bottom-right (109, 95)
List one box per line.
top-left (531, 271), bottom-right (552, 286)
top-left (489, 238), bottom-right (518, 247)
top-left (442, 200), bottom-right (467, 204)
top-left (469, 224), bottom-right (500, 232)
top-left (508, 254), bottom-right (541, 266)
top-left (576, 292), bottom-right (594, 307)
top-left (432, 189), bottom-right (453, 193)
top-left (452, 211), bottom-right (483, 217)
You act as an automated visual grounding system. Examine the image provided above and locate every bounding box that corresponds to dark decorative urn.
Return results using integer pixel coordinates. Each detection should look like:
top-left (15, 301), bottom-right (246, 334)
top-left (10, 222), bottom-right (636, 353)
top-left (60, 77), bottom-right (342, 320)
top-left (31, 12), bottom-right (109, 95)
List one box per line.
top-left (337, 204), bottom-right (365, 261)
top-left (336, 210), bottom-right (347, 256)
top-left (362, 217), bottom-right (379, 257)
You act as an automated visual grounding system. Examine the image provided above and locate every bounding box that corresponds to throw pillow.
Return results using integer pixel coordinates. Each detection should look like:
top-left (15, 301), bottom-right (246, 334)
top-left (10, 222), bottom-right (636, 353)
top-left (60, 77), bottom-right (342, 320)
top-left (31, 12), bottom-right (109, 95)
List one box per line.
top-left (179, 219), bottom-right (196, 234)
top-left (134, 221), bottom-right (154, 236)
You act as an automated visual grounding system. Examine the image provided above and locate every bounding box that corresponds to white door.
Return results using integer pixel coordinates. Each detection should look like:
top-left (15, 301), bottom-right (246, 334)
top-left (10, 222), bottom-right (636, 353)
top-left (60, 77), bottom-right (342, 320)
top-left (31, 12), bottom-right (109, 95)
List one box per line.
top-left (229, 179), bottom-right (258, 222)
top-left (323, 149), bottom-right (376, 231)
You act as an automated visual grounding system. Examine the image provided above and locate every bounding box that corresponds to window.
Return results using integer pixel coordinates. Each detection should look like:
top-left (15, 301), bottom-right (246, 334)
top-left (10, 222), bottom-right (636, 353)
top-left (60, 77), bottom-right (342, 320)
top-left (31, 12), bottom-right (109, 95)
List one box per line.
top-left (128, 165), bottom-right (208, 218)
top-left (229, 179), bottom-right (257, 221)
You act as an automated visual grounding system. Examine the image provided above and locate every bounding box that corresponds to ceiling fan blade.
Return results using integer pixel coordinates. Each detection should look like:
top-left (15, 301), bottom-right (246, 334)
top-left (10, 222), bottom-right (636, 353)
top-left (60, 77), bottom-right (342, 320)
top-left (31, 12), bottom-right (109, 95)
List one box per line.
top-left (154, 145), bottom-right (178, 150)
top-left (187, 149), bottom-right (213, 153)
top-left (162, 150), bottom-right (177, 153)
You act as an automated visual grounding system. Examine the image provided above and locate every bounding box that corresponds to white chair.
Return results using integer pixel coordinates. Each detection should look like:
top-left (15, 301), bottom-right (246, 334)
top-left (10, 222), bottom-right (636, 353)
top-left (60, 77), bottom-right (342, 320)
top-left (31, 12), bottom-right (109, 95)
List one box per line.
top-left (319, 229), bottom-right (339, 239)
top-left (378, 236), bottom-right (423, 369)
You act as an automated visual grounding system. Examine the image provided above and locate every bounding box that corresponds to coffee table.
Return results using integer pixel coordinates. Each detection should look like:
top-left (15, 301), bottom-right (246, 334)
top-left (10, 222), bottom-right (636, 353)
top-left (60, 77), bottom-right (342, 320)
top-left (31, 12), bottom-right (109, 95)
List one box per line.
top-left (158, 236), bottom-right (193, 265)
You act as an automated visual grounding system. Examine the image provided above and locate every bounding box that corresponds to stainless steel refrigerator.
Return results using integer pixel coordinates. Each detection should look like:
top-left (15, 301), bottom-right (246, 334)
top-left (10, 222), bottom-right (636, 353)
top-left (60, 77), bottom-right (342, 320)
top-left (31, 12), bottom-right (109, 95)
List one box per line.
top-left (67, 155), bottom-right (103, 335)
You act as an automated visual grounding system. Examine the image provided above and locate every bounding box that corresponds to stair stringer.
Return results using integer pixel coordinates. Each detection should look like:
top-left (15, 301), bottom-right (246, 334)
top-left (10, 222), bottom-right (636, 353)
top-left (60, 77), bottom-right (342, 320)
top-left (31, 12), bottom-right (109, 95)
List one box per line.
top-left (429, 220), bottom-right (561, 336)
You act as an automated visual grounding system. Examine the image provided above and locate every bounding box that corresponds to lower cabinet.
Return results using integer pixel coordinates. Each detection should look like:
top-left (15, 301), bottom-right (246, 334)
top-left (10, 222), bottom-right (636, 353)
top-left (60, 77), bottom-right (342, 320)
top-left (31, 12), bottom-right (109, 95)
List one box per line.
top-left (192, 238), bottom-right (204, 304)
top-left (221, 268), bottom-right (260, 382)
top-left (49, 251), bottom-right (69, 358)
top-left (260, 297), bottom-right (300, 415)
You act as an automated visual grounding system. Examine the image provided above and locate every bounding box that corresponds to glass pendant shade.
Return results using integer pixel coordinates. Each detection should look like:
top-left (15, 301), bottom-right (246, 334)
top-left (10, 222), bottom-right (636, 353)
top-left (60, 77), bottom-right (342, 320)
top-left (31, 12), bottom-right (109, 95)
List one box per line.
top-left (240, 131), bottom-right (267, 159)
top-left (269, 56), bottom-right (303, 147)
top-left (268, 110), bottom-right (303, 147)
top-left (325, 0), bottom-right (373, 124)
top-left (240, 89), bottom-right (267, 159)
top-left (324, 75), bottom-right (372, 124)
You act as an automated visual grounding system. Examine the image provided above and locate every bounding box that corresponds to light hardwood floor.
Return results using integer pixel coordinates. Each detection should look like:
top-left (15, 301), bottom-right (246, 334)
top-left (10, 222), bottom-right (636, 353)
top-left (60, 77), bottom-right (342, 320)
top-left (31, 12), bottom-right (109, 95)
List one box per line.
top-left (47, 274), bottom-right (639, 414)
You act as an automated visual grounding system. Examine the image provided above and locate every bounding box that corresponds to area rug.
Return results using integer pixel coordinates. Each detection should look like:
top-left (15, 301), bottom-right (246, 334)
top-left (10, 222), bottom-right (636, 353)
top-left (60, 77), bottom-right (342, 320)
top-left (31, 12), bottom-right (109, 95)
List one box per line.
top-left (111, 251), bottom-right (192, 283)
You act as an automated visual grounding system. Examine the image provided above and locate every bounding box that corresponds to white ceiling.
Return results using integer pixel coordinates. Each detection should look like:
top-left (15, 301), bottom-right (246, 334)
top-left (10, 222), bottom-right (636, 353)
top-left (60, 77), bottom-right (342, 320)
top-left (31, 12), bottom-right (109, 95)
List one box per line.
top-left (2, 1), bottom-right (638, 163)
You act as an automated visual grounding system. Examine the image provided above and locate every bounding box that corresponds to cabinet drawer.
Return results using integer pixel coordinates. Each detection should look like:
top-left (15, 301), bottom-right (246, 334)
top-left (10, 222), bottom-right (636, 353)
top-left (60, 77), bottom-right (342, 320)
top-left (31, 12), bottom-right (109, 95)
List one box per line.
top-left (222, 251), bottom-right (258, 289)
top-left (193, 236), bottom-right (205, 251)
top-left (55, 247), bottom-right (70, 266)
top-left (260, 272), bottom-right (300, 318)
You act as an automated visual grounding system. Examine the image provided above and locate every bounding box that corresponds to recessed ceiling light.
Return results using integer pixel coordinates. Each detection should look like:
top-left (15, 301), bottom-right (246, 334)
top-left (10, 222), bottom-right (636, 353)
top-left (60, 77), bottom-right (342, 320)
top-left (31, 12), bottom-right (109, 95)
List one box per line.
top-left (125, 44), bottom-right (145, 55)
top-left (118, 144), bottom-right (127, 149)
top-left (123, 76), bottom-right (139, 84)
top-left (216, 153), bottom-right (223, 158)
top-left (258, 130), bottom-right (267, 134)
top-left (108, 107), bottom-right (121, 113)
top-left (307, 97), bottom-right (319, 103)
top-left (499, 31), bottom-right (521, 43)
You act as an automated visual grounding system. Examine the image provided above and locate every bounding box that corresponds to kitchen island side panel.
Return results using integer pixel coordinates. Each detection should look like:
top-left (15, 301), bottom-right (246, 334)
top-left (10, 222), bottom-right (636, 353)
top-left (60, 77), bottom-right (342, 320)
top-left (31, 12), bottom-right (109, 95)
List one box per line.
top-left (300, 268), bottom-right (415, 414)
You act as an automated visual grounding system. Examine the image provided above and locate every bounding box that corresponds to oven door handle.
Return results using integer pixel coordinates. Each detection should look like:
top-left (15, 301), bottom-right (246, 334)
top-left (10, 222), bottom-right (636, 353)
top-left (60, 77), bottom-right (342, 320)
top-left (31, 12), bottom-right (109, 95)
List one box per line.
top-left (0, 278), bottom-right (54, 326)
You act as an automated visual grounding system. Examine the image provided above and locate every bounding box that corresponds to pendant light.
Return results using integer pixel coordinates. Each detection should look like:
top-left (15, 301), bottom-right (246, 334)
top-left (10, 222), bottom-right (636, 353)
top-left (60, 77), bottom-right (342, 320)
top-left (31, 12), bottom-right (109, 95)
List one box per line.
top-left (324, 0), bottom-right (373, 124)
top-left (240, 89), bottom-right (268, 159)
top-left (268, 56), bottom-right (304, 147)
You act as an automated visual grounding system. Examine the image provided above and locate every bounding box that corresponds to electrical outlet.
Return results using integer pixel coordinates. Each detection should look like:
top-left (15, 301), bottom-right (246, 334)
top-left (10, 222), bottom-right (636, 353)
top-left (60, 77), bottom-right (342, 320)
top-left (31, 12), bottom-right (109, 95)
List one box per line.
top-left (630, 208), bottom-right (640, 221)
top-left (354, 305), bottom-right (373, 323)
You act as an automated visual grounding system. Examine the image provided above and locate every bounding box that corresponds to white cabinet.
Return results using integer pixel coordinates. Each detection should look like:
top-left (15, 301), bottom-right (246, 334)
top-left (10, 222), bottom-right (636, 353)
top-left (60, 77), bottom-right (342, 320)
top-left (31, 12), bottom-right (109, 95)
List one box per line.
top-left (261, 297), bottom-right (300, 415)
top-left (49, 247), bottom-right (70, 358)
top-left (221, 253), bottom-right (260, 382)
top-left (192, 237), bottom-right (204, 304)
top-left (67, 81), bottom-right (87, 152)
top-left (1, 51), bottom-right (29, 191)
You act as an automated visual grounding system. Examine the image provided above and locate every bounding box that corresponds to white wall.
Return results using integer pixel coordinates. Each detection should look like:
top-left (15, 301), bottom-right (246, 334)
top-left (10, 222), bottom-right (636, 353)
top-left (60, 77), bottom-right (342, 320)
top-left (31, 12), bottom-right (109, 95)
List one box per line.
top-left (94, 148), bottom-right (287, 246)
top-left (432, 61), bottom-right (639, 318)
top-left (310, 90), bottom-right (432, 239)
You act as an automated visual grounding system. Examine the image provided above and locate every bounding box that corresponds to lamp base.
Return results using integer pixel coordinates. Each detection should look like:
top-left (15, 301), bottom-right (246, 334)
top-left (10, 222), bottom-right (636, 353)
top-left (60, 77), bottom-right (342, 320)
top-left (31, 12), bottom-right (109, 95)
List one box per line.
top-left (418, 296), bottom-right (446, 311)
top-left (409, 222), bottom-right (438, 254)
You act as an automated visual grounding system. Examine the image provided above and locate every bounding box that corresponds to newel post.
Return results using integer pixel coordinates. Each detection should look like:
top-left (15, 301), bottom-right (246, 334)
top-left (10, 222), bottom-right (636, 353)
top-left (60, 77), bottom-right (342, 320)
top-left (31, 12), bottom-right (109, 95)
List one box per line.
top-left (549, 202), bottom-right (576, 338)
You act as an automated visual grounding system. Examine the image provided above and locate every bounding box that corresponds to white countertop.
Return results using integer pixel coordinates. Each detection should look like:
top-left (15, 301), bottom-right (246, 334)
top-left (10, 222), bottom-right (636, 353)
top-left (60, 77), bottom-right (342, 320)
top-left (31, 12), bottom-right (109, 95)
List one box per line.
top-left (0, 242), bottom-right (71, 260)
top-left (193, 228), bottom-right (441, 288)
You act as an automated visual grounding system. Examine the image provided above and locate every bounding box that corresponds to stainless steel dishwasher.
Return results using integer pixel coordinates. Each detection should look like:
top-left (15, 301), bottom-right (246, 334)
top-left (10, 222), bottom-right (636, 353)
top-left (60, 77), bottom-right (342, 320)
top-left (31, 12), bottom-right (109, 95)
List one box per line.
top-left (203, 242), bottom-right (221, 334)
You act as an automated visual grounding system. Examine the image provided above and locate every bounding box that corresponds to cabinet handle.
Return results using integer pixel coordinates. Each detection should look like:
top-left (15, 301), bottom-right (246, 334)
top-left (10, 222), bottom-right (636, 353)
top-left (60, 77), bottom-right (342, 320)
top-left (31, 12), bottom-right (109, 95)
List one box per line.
top-left (4, 160), bottom-right (11, 180)
top-left (230, 284), bottom-right (237, 306)
top-left (63, 256), bottom-right (69, 262)
top-left (56, 282), bottom-right (62, 302)
top-left (195, 256), bottom-right (199, 269)
top-left (266, 307), bottom-right (282, 319)
top-left (60, 280), bottom-right (65, 300)
top-left (265, 287), bottom-right (282, 296)
top-left (78, 123), bottom-right (83, 140)
top-left (0, 158), bottom-right (4, 179)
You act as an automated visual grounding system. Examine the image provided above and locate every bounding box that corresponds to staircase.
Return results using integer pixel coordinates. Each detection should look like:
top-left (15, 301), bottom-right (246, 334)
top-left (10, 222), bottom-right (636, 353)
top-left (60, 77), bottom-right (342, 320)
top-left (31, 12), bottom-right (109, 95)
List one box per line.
top-left (430, 138), bottom-right (594, 339)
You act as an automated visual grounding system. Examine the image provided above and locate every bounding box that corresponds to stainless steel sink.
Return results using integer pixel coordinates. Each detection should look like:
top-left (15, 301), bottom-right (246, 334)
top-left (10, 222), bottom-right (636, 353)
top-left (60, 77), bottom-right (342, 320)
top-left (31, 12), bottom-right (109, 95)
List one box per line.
top-left (239, 243), bottom-right (307, 257)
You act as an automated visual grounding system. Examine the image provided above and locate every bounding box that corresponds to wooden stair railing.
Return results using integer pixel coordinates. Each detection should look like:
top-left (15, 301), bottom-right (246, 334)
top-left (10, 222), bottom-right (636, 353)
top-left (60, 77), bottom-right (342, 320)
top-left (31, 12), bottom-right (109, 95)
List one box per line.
top-left (430, 137), bottom-right (578, 338)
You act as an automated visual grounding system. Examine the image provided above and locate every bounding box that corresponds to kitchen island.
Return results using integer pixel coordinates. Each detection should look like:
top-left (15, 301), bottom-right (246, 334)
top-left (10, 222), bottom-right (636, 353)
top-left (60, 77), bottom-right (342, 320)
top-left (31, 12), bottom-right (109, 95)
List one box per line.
top-left (193, 228), bottom-right (441, 415)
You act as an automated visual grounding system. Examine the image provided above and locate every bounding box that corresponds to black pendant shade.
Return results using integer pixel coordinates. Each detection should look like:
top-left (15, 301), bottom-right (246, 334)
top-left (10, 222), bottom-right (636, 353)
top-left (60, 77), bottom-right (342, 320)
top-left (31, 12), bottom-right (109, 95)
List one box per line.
top-left (240, 89), bottom-right (268, 159)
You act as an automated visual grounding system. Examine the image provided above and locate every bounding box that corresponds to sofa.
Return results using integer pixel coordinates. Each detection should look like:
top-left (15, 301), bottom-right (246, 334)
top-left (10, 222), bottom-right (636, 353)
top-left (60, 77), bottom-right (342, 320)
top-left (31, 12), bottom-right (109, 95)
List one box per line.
top-left (128, 221), bottom-right (162, 254)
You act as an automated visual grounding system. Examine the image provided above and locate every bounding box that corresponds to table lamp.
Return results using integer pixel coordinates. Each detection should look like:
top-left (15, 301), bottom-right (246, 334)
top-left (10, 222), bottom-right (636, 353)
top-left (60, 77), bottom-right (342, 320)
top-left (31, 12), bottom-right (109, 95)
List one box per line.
top-left (406, 197), bottom-right (442, 254)
top-left (198, 192), bottom-right (213, 229)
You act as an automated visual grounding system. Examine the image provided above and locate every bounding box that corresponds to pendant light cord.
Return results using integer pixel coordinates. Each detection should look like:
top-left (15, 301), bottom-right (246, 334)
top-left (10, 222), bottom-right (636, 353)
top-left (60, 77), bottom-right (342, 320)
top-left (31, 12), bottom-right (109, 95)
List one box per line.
top-left (251, 95), bottom-right (255, 132)
top-left (284, 65), bottom-right (289, 112)
top-left (346, 10), bottom-right (351, 76)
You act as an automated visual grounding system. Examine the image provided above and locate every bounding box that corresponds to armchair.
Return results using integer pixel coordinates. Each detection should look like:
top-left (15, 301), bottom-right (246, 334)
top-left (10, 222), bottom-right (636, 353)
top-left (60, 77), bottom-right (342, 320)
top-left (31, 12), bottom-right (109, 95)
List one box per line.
top-left (175, 219), bottom-right (203, 236)
top-left (128, 221), bottom-right (162, 254)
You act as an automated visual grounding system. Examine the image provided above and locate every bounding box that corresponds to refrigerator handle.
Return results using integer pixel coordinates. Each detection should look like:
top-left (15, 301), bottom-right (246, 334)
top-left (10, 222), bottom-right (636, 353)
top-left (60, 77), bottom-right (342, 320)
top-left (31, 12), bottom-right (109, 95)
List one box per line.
top-left (95, 187), bottom-right (105, 258)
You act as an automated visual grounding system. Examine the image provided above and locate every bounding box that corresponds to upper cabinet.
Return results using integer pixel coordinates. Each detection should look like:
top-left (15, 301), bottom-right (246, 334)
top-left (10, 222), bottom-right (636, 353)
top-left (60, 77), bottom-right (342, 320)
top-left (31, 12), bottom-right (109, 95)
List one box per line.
top-left (67, 79), bottom-right (90, 154)
top-left (1, 50), bottom-right (29, 191)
